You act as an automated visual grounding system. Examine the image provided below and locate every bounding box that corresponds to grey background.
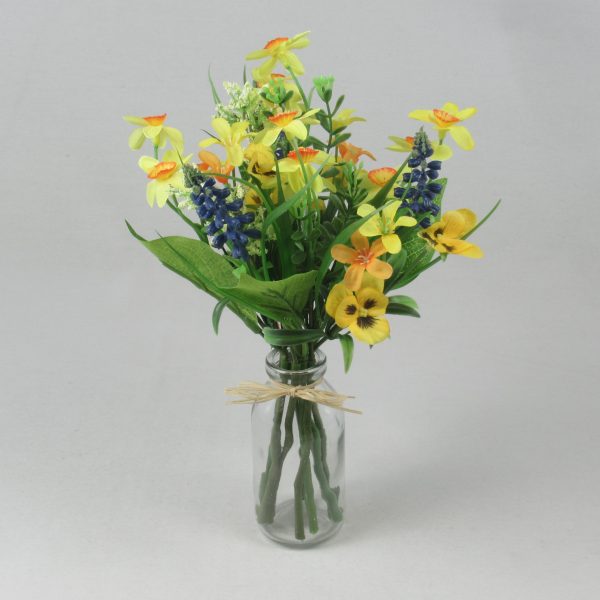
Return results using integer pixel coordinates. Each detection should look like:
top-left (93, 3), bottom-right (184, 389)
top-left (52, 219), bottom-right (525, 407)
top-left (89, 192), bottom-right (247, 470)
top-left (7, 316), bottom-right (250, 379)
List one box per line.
top-left (1, 0), bottom-right (599, 598)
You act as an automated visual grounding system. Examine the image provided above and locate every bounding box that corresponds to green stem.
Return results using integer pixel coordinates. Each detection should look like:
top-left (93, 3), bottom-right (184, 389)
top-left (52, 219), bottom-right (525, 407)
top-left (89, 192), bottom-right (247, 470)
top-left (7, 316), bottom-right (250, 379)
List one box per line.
top-left (311, 404), bottom-right (330, 481)
top-left (311, 421), bottom-right (343, 521)
top-left (298, 401), bottom-right (318, 534)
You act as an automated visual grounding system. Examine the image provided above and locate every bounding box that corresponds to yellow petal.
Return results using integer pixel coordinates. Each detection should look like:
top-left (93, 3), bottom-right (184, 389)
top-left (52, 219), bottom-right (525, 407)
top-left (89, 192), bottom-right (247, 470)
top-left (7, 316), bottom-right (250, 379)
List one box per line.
top-left (283, 119), bottom-right (307, 140)
top-left (142, 125), bottom-right (162, 139)
top-left (124, 115), bottom-right (147, 125)
top-left (382, 200), bottom-right (401, 222)
top-left (357, 203), bottom-right (375, 218)
top-left (164, 126), bottom-right (184, 151)
top-left (356, 288), bottom-right (389, 316)
top-left (226, 144), bottom-right (245, 167)
top-left (408, 109), bottom-right (434, 123)
top-left (437, 236), bottom-right (483, 258)
top-left (289, 31), bottom-right (311, 48)
top-left (282, 52), bottom-right (305, 75)
top-left (199, 137), bottom-right (219, 148)
top-left (358, 217), bottom-right (382, 238)
top-left (449, 125), bottom-right (475, 150)
top-left (211, 118), bottom-right (231, 141)
top-left (230, 121), bottom-right (249, 141)
top-left (146, 181), bottom-right (156, 207)
top-left (138, 155), bottom-right (158, 173)
top-left (442, 102), bottom-right (459, 115)
top-left (394, 215), bottom-right (417, 228)
top-left (360, 271), bottom-right (384, 293)
top-left (128, 128), bottom-right (145, 150)
top-left (441, 210), bottom-right (468, 238)
top-left (431, 143), bottom-right (453, 161)
top-left (245, 49), bottom-right (270, 60)
top-left (456, 107), bottom-right (477, 121)
top-left (349, 316), bottom-right (390, 345)
top-left (335, 296), bottom-right (359, 328)
top-left (326, 283), bottom-right (351, 318)
top-left (276, 158), bottom-right (300, 173)
top-left (381, 233), bottom-right (401, 254)
top-left (456, 209), bottom-right (477, 234)
top-left (260, 127), bottom-right (281, 147)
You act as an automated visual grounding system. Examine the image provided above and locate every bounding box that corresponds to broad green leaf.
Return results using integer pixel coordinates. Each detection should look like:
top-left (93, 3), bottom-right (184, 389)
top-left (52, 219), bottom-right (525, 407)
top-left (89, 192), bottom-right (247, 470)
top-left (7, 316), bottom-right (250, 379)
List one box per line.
top-left (262, 328), bottom-right (323, 346)
top-left (212, 298), bottom-right (229, 335)
top-left (338, 334), bottom-right (354, 373)
top-left (387, 295), bottom-right (419, 310)
top-left (386, 301), bottom-right (420, 318)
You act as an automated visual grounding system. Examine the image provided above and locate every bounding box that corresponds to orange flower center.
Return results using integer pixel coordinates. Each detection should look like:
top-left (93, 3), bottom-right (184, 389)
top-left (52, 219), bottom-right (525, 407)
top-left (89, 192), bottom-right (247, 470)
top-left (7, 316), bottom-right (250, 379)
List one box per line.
top-left (433, 109), bottom-right (459, 126)
top-left (147, 161), bottom-right (176, 180)
top-left (355, 248), bottom-right (374, 266)
top-left (268, 110), bottom-right (298, 127)
top-left (270, 73), bottom-right (287, 80)
top-left (405, 136), bottom-right (415, 145)
top-left (264, 37), bottom-right (289, 50)
top-left (287, 147), bottom-right (319, 162)
top-left (143, 113), bottom-right (167, 126)
top-left (368, 167), bottom-right (396, 187)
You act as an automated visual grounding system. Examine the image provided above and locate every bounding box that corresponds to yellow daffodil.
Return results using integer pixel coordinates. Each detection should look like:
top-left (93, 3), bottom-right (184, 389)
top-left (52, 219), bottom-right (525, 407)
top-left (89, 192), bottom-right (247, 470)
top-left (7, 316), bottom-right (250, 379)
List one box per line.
top-left (199, 118), bottom-right (250, 167)
top-left (197, 150), bottom-right (233, 184)
top-left (277, 147), bottom-right (331, 195)
top-left (325, 273), bottom-right (390, 345)
top-left (138, 149), bottom-right (191, 207)
top-left (387, 134), bottom-right (453, 160)
top-left (357, 200), bottom-right (417, 253)
top-left (338, 141), bottom-right (376, 164)
top-left (244, 143), bottom-right (276, 174)
top-left (124, 113), bottom-right (184, 152)
top-left (360, 167), bottom-right (402, 202)
top-left (409, 103), bottom-right (477, 150)
top-left (331, 230), bottom-right (393, 291)
top-left (332, 109), bottom-right (365, 131)
top-left (419, 209), bottom-right (483, 257)
top-left (256, 109), bottom-right (320, 146)
top-left (246, 32), bottom-right (310, 81)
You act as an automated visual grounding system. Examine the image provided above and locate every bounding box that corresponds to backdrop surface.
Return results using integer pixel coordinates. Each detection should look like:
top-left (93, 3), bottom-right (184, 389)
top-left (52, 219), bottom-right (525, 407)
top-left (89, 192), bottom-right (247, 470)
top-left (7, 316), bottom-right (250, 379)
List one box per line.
top-left (1, 0), bottom-right (599, 598)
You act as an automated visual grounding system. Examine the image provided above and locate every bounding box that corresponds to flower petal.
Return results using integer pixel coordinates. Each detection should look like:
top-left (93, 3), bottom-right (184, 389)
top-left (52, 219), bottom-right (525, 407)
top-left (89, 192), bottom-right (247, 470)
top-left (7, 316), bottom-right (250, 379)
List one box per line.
top-left (356, 203), bottom-right (375, 218)
top-left (456, 209), bottom-right (477, 233)
top-left (437, 236), bottom-right (483, 258)
top-left (431, 143), bottom-right (453, 161)
top-left (334, 296), bottom-right (360, 328)
top-left (365, 258), bottom-right (393, 280)
top-left (382, 200), bottom-right (401, 222)
top-left (370, 238), bottom-right (387, 258)
top-left (138, 156), bottom-right (158, 173)
top-left (164, 126), bottom-right (184, 151)
top-left (331, 244), bottom-right (356, 264)
top-left (326, 283), bottom-right (351, 318)
top-left (408, 109), bottom-right (434, 123)
top-left (349, 316), bottom-right (390, 345)
top-left (381, 233), bottom-right (401, 254)
top-left (442, 102), bottom-right (459, 115)
top-left (283, 119), bottom-right (307, 140)
top-left (394, 215), bottom-right (417, 228)
top-left (441, 210), bottom-right (468, 238)
top-left (350, 230), bottom-right (369, 250)
top-left (360, 271), bottom-right (384, 293)
top-left (128, 128), bottom-right (145, 150)
top-left (449, 125), bottom-right (475, 150)
top-left (456, 107), bottom-right (477, 121)
top-left (356, 288), bottom-right (388, 316)
top-left (343, 264), bottom-right (364, 291)
top-left (358, 217), bottom-right (382, 238)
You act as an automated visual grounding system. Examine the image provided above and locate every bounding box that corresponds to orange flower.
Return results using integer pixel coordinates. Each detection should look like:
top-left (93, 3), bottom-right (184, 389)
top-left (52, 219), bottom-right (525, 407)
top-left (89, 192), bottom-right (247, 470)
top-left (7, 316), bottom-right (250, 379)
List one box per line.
top-left (338, 142), bottom-right (376, 164)
top-left (197, 150), bottom-right (233, 184)
top-left (331, 231), bottom-right (393, 291)
top-left (367, 167), bottom-right (396, 187)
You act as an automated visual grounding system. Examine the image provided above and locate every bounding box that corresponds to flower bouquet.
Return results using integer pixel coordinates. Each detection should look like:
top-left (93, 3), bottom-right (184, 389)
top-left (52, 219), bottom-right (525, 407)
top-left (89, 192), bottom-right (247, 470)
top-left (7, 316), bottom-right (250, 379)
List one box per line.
top-left (124, 31), bottom-right (499, 546)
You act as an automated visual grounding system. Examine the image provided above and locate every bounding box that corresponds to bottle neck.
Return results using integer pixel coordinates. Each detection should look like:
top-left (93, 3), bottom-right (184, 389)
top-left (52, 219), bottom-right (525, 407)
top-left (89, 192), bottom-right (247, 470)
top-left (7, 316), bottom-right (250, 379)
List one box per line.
top-left (265, 349), bottom-right (327, 386)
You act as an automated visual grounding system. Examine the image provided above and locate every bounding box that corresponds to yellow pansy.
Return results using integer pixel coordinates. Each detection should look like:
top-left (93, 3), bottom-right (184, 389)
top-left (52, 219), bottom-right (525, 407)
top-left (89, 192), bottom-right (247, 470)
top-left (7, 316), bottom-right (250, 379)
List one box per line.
top-left (244, 143), bottom-right (276, 174)
top-left (256, 109), bottom-right (320, 147)
top-left (277, 147), bottom-right (331, 195)
top-left (387, 135), bottom-right (453, 160)
top-left (199, 118), bottom-right (250, 167)
top-left (138, 149), bottom-right (191, 208)
top-left (419, 209), bottom-right (483, 257)
top-left (246, 32), bottom-right (310, 81)
top-left (332, 109), bottom-right (365, 131)
top-left (325, 273), bottom-right (390, 345)
top-left (409, 102), bottom-right (477, 150)
top-left (123, 113), bottom-right (184, 152)
top-left (357, 200), bottom-right (417, 253)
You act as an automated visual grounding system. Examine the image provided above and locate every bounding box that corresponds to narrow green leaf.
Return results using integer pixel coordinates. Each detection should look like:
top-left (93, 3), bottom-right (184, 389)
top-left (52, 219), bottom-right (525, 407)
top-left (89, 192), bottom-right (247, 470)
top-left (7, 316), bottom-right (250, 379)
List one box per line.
top-left (387, 295), bottom-right (419, 310)
top-left (386, 303), bottom-right (420, 318)
top-left (463, 199), bottom-right (502, 240)
top-left (338, 334), bottom-right (354, 373)
top-left (332, 95), bottom-right (345, 115)
top-left (212, 298), bottom-right (229, 334)
top-left (262, 328), bottom-right (324, 346)
top-left (208, 67), bottom-right (222, 104)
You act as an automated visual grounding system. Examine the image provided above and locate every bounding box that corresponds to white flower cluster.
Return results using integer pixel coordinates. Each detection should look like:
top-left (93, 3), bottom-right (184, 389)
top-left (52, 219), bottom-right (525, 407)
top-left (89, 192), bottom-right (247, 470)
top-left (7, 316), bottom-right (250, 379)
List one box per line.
top-left (214, 82), bottom-right (266, 130)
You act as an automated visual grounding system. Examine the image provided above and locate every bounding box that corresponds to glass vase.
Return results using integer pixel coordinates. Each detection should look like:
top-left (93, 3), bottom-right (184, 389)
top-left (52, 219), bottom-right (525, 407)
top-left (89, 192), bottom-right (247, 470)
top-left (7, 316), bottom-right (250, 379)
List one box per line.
top-left (251, 349), bottom-right (345, 546)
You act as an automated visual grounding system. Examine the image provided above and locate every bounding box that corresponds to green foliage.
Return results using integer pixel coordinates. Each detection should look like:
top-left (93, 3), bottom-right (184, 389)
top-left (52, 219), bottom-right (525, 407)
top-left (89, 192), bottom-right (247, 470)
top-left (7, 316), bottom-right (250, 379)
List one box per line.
top-left (337, 334), bottom-right (354, 373)
top-left (262, 328), bottom-right (324, 346)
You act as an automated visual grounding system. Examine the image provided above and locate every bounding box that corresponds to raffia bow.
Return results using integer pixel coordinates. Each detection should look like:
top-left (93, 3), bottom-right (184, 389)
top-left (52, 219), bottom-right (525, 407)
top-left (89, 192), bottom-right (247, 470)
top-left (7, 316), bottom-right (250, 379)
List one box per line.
top-left (225, 378), bottom-right (361, 414)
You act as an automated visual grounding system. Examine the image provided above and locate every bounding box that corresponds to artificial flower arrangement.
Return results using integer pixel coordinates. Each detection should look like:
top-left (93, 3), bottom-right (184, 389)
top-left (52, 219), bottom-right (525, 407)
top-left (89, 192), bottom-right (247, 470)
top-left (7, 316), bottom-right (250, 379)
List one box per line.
top-left (124, 31), bottom-right (498, 546)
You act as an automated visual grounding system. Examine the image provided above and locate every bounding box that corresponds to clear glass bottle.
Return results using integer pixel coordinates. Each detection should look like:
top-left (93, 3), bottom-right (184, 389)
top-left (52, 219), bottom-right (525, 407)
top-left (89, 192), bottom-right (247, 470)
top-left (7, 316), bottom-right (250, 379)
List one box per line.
top-left (252, 349), bottom-right (345, 546)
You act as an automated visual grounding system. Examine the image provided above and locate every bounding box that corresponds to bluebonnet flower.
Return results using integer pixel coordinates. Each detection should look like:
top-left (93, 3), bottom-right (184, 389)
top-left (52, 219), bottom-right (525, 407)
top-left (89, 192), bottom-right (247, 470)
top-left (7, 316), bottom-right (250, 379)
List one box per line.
top-left (393, 129), bottom-right (444, 227)
top-left (183, 165), bottom-right (260, 261)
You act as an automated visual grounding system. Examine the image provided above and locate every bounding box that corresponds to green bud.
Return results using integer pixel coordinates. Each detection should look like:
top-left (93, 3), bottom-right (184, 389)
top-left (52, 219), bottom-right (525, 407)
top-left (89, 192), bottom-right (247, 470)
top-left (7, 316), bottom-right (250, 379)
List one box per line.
top-left (313, 75), bottom-right (335, 103)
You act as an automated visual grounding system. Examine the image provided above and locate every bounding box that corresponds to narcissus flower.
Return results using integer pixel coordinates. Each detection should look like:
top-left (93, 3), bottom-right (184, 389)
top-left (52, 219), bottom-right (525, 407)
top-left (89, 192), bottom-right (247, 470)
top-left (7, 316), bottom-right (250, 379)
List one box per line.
top-left (244, 143), bottom-right (276, 174)
top-left (199, 118), bottom-right (250, 167)
top-left (331, 230), bottom-right (393, 291)
top-left (277, 147), bottom-right (331, 194)
top-left (138, 149), bottom-right (191, 207)
top-left (246, 32), bottom-right (310, 81)
top-left (256, 109), bottom-right (320, 146)
top-left (332, 109), bottom-right (365, 131)
top-left (387, 135), bottom-right (453, 160)
top-left (338, 141), bottom-right (376, 164)
top-left (419, 209), bottom-right (483, 257)
top-left (124, 113), bottom-right (184, 152)
top-left (409, 103), bottom-right (477, 150)
top-left (357, 200), bottom-right (417, 253)
top-left (197, 150), bottom-right (233, 184)
top-left (361, 167), bottom-right (401, 202)
top-left (325, 273), bottom-right (390, 345)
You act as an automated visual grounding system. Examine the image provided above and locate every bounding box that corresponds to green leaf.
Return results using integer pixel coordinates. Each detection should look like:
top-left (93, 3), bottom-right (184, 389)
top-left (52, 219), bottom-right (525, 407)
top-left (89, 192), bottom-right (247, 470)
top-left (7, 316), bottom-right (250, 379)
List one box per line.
top-left (332, 95), bottom-right (345, 115)
top-left (208, 67), bottom-right (221, 104)
top-left (212, 298), bottom-right (229, 334)
top-left (262, 328), bottom-right (323, 346)
top-left (338, 334), bottom-right (354, 373)
top-left (386, 297), bottom-right (420, 318)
